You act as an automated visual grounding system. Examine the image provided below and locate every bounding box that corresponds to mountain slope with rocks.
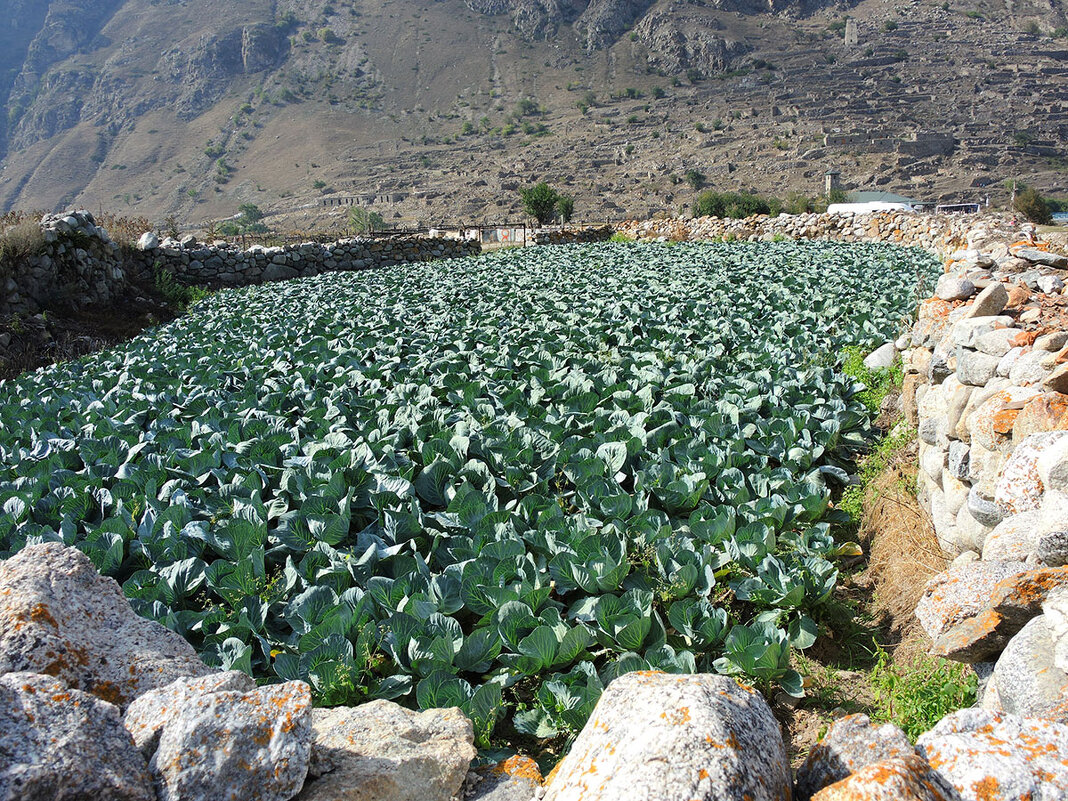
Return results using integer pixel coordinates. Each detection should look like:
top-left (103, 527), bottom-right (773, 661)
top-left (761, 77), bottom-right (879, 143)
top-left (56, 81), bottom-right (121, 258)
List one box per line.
top-left (0, 0), bottom-right (1065, 228)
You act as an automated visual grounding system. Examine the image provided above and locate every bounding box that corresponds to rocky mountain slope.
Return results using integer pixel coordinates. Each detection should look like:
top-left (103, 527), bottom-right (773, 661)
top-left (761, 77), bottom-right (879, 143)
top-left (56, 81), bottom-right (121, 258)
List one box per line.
top-left (0, 0), bottom-right (1065, 228)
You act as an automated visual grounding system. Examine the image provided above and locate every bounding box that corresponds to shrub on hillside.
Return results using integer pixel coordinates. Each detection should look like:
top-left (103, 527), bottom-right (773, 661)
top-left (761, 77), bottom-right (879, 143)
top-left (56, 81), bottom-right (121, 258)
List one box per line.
top-left (1014, 186), bottom-right (1053, 225)
top-left (693, 191), bottom-right (775, 219)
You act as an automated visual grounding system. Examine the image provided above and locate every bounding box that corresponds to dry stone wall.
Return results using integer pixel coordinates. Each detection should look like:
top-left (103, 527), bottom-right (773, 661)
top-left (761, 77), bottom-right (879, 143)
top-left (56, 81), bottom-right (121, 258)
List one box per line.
top-left (129, 232), bottom-right (480, 287)
top-left (1, 210), bottom-right (128, 317)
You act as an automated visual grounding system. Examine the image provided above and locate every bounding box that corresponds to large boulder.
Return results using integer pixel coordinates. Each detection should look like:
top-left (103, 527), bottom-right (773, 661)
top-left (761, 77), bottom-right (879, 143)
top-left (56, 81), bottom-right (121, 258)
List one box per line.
top-left (918, 709), bottom-right (1068, 800)
top-left (0, 671), bottom-right (155, 801)
top-left (295, 700), bottom-right (476, 801)
top-left (995, 432), bottom-right (1068, 515)
top-left (124, 670), bottom-right (257, 756)
top-left (795, 714), bottom-right (916, 801)
top-left (542, 672), bottom-right (790, 801)
top-left (150, 680), bottom-right (313, 801)
top-left (811, 754), bottom-right (957, 801)
top-left (986, 615), bottom-right (1068, 720)
top-left (0, 543), bottom-right (212, 709)
top-left (915, 561), bottom-right (1029, 641)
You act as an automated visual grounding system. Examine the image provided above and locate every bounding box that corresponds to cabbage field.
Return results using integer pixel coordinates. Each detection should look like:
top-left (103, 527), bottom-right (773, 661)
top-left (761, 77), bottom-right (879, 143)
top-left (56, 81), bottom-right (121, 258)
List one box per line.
top-left (0, 241), bottom-right (938, 744)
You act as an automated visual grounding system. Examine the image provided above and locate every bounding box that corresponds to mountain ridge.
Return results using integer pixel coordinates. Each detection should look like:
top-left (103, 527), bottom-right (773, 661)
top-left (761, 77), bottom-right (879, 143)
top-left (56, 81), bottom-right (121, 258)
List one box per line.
top-left (0, 0), bottom-right (1065, 227)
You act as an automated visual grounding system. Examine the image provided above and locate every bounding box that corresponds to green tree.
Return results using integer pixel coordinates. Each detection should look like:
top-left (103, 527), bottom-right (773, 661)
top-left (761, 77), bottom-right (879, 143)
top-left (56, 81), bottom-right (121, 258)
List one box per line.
top-left (1014, 185), bottom-right (1053, 224)
top-left (684, 169), bottom-right (706, 190)
top-left (348, 206), bottom-right (387, 234)
top-left (238, 203), bottom-right (264, 224)
top-left (520, 183), bottom-right (561, 225)
top-left (557, 196), bottom-right (575, 223)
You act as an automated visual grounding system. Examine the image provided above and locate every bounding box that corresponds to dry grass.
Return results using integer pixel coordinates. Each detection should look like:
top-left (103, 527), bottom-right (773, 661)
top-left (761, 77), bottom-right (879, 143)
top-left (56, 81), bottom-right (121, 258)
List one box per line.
top-left (864, 450), bottom-right (948, 662)
top-left (0, 220), bottom-right (47, 268)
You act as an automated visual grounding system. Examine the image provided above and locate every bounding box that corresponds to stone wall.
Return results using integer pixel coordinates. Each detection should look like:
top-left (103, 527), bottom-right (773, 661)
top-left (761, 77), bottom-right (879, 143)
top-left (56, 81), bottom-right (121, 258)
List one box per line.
top-left (129, 232), bottom-right (481, 287)
top-left (1, 210), bottom-right (128, 317)
top-left (617, 209), bottom-right (1039, 254)
top-left (900, 228), bottom-right (1068, 727)
top-left (532, 225), bottom-right (615, 246)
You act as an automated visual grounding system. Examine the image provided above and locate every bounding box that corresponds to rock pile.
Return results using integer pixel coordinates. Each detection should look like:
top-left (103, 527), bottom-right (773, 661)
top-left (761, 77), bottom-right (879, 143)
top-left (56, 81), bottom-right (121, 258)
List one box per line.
top-left (1, 210), bottom-right (128, 317)
top-left (532, 226), bottom-right (614, 246)
top-left (130, 234), bottom-right (480, 287)
top-left (616, 210), bottom-right (1038, 255)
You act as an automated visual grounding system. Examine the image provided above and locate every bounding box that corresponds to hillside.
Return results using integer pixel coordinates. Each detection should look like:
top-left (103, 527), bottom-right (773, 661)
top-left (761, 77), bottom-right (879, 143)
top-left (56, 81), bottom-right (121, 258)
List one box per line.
top-left (0, 0), bottom-right (1065, 228)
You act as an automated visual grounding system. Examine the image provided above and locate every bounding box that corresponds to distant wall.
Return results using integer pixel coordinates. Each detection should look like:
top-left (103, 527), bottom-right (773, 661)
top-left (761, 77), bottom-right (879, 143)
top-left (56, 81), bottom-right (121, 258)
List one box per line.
top-left (128, 234), bottom-right (480, 287)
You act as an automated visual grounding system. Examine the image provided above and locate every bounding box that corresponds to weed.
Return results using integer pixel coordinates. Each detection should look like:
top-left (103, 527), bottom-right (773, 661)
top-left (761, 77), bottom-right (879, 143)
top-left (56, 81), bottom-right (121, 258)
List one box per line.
top-left (870, 645), bottom-right (977, 740)
top-left (840, 345), bottom-right (903, 416)
top-left (154, 267), bottom-right (210, 311)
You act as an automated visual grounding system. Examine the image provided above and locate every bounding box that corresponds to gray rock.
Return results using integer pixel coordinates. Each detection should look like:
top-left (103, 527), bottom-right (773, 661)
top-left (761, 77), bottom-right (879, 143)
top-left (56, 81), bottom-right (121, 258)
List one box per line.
top-left (915, 561), bottom-right (1029, 641)
top-left (542, 672), bottom-right (789, 801)
top-left (948, 442), bottom-right (971, 481)
top-left (956, 347), bottom-right (1001, 386)
top-left (1009, 350), bottom-right (1053, 386)
top-left (863, 342), bottom-right (897, 370)
top-left (963, 281), bottom-right (1009, 318)
top-left (974, 327), bottom-right (1020, 357)
top-left (0, 543), bottom-right (212, 710)
top-left (263, 263), bottom-right (300, 281)
top-left (137, 232), bottom-right (160, 250)
top-left (151, 681), bottom-right (313, 801)
top-left (989, 615), bottom-right (1068, 720)
top-left (296, 700), bottom-right (476, 801)
top-left (794, 714), bottom-right (916, 801)
top-left (936, 275), bottom-right (975, 301)
top-left (124, 670), bottom-right (257, 757)
top-left (967, 486), bottom-right (1005, 528)
top-left (0, 672), bottom-right (154, 801)
top-left (951, 315), bottom-right (1014, 348)
top-left (1044, 587), bottom-right (1068, 675)
top-left (997, 346), bottom-right (1025, 377)
top-left (1038, 275), bottom-right (1066, 295)
top-left (809, 754), bottom-right (956, 801)
top-left (463, 757), bottom-right (542, 801)
top-left (1035, 332), bottom-right (1068, 352)
top-left (1036, 530), bottom-right (1068, 567)
top-left (1012, 247), bottom-right (1068, 269)
top-left (917, 708), bottom-right (1068, 800)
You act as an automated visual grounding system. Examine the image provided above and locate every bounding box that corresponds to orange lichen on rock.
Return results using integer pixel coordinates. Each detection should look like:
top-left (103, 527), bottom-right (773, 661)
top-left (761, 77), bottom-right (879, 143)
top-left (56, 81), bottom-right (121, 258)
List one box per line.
top-left (494, 755), bottom-right (544, 784)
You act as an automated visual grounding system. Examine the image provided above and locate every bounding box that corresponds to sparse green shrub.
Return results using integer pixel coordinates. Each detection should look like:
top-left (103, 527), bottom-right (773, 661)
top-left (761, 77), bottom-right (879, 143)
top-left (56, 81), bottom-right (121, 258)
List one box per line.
top-left (348, 206), bottom-right (386, 234)
top-left (693, 191), bottom-right (773, 219)
top-left (1014, 185), bottom-right (1053, 224)
top-left (154, 266), bottom-right (210, 311)
top-left (684, 169), bottom-right (706, 190)
top-left (556, 196), bottom-right (575, 223)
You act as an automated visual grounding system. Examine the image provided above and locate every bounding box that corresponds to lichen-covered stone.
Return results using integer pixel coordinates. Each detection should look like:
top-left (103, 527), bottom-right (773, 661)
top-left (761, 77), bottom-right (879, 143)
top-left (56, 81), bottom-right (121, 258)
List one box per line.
top-left (0, 543), bottom-right (212, 709)
top-left (542, 671), bottom-right (790, 801)
top-left (988, 615), bottom-right (1068, 720)
top-left (969, 388), bottom-right (1043, 452)
top-left (995, 432), bottom-right (1068, 515)
top-left (124, 670), bottom-right (257, 756)
top-left (915, 561), bottom-right (1029, 640)
top-left (931, 566), bottom-right (1068, 662)
top-left (150, 680), bottom-right (313, 801)
top-left (1012, 392), bottom-right (1068, 443)
top-left (918, 709), bottom-right (1068, 800)
top-left (795, 714), bottom-right (916, 801)
top-left (0, 671), bottom-right (154, 801)
top-left (464, 756), bottom-right (543, 801)
top-left (811, 754), bottom-right (957, 801)
top-left (295, 700), bottom-right (476, 801)
top-left (962, 282), bottom-right (1009, 319)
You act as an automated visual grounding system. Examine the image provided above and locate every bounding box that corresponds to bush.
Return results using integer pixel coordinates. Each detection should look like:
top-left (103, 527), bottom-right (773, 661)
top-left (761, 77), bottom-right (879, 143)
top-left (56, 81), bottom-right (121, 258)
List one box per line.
top-left (870, 646), bottom-right (977, 740)
top-left (520, 182), bottom-right (561, 225)
top-left (693, 191), bottom-right (773, 219)
top-left (1014, 185), bottom-right (1053, 224)
top-left (684, 169), bottom-right (706, 190)
top-left (557, 196), bottom-right (575, 223)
